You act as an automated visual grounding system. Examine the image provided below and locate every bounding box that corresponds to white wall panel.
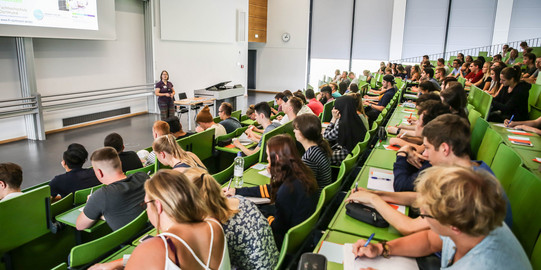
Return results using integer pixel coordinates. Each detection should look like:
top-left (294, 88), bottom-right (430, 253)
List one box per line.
top-left (351, 0), bottom-right (393, 60)
top-left (446, 0), bottom-right (497, 52)
top-left (310, 0), bottom-right (353, 59)
top-left (508, 0), bottom-right (541, 42)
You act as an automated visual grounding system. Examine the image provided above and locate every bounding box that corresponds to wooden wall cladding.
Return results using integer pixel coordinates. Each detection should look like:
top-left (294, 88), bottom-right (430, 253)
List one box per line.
top-left (249, 0), bottom-right (267, 42)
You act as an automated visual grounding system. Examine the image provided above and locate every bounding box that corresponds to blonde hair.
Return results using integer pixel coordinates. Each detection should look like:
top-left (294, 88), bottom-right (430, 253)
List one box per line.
top-left (185, 167), bottom-right (238, 223)
top-left (152, 134), bottom-right (205, 169)
top-left (414, 166), bottom-right (506, 236)
top-left (145, 170), bottom-right (208, 231)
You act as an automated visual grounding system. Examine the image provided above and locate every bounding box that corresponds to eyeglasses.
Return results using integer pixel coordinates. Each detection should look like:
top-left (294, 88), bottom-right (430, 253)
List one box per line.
top-left (140, 200), bottom-right (155, 209)
top-left (419, 213), bottom-right (435, 219)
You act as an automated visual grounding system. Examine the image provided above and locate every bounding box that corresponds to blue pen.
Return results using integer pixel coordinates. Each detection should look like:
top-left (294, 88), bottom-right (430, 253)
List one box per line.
top-left (355, 233), bottom-right (375, 260)
top-left (507, 115), bottom-right (515, 127)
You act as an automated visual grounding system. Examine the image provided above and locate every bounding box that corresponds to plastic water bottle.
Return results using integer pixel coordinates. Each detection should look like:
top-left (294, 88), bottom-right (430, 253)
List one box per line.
top-left (233, 152), bottom-right (244, 188)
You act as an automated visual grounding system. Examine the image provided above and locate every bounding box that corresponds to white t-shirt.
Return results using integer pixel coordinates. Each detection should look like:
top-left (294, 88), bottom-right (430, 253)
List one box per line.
top-left (210, 123), bottom-right (227, 137)
top-left (1, 192), bottom-right (23, 202)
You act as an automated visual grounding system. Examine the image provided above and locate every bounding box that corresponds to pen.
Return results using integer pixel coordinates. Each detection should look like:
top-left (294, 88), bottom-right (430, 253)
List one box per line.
top-left (370, 176), bottom-right (391, 181)
top-left (355, 182), bottom-right (358, 192)
top-left (355, 233), bottom-right (376, 260)
top-left (226, 178), bottom-right (232, 191)
top-left (408, 113), bottom-right (412, 119)
top-left (507, 115), bottom-right (515, 127)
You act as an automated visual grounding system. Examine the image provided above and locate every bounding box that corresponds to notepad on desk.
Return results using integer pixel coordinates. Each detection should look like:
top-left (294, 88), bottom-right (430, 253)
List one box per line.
top-left (258, 170), bottom-right (272, 178)
top-left (245, 197), bottom-right (271, 205)
top-left (318, 241), bottom-right (344, 264)
top-left (251, 163), bottom-right (267, 170)
top-left (367, 168), bottom-right (394, 192)
top-left (343, 244), bottom-right (417, 270)
top-left (383, 145), bottom-right (400, 151)
top-left (508, 135), bottom-right (533, 146)
top-left (506, 129), bottom-right (534, 136)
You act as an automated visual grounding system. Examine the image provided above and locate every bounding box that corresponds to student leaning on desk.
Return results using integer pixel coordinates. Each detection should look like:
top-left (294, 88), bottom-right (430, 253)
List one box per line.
top-left (351, 166), bottom-right (532, 270)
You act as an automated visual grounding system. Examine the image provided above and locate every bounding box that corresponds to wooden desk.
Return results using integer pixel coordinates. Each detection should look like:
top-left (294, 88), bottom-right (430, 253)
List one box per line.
top-left (174, 97), bottom-right (216, 131)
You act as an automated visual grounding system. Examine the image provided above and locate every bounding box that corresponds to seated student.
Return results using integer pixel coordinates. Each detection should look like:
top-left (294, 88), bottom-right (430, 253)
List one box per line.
top-left (305, 88), bottom-right (324, 116)
top-left (76, 147), bottom-right (149, 231)
top-left (364, 75), bottom-right (397, 124)
top-left (388, 100), bottom-right (451, 153)
top-left (142, 121), bottom-right (170, 166)
top-left (49, 143), bottom-right (101, 199)
top-left (164, 116), bottom-right (193, 139)
top-left (294, 90), bottom-right (316, 116)
top-left (348, 114), bottom-right (513, 234)
top-left (418, 81), bottom-right (437, 96)
top-left (440, 82), bottom-right (468, 119)
top-left (524, 54), bottom-right (540, 84)
top-left (104, 133), bottom-right (143, 173)
top-left (441, 76), bottom-right (457, 91)
top-left (338, 81), bottom-right (348, 96)
top-left (505, 48), bottom-right (519, 65)
top-left (465, 55), bottom-right (474, 64)
top-left (348, 71), bottom-right (358, 85)
top-left (329, 82), bottom-right (341, 98)
top-left (0, 163), bottom-right (23, 202)
top-left (505, 115), bottom-right (541, 135)
top-left (293, 114), bottom-right (332, 190)
top-left (395, 65), bottom-right (407, 79)
top-left (349, 92), bottom-right (370, 130)
top-left (318, 86), bottom-right (334, 105)
top-left (153, 134), bottom-right (206, 172)
top-left (489, 66), bottom-right (531, 122)
top-left (278, 96), bottom-right (304, 124)
top-left (98, 170), bottom-right (229, 270)
top-left (325, 95), bottom-right (367, 165)
top-left (233, 102), bottom-right (280, 156)
top-left (435, 67), bottom-right (446, 85)
top-left (245, 105), bottom-right (257, 121)
top-left (347, 83), bottom-right (359, 94)
top-left (332, 69), bottom-right (341, 82)
top-left (421, 68), bottom-right (441, 90)
top-left (363, 70), bottom-right (373, 84)
top-left (387, 93), bottom-right (442, 135)
top-left (351, 166), bottom-right (530, 270)
top-left (224, 135), bottom-right (318, 247)
top-left (487, 66), bottom-right (503, 97)
top-left (459, 62), bottom-right (470, 78)
top-left (410, 65), bottom-right (421, 81)
top-left (184, 168), bottom-right (279, 269)
top-left (195, 105), bottom-right (227, 137)
top-left (448, 59), bottom-right (462, 78)
top-left (218, 102), bottom-right (242, 134)
top-left (271, 92), bottom-right (287, 114)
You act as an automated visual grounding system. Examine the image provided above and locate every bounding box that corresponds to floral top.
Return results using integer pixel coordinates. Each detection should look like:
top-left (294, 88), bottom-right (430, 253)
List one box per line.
top-left (222, 196), bottom-right (279, 270)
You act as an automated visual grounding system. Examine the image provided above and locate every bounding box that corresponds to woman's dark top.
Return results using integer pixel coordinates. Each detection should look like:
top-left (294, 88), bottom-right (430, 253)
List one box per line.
top-left (492, 81), bottom-right (531, 121)
top-left (155, 80), bottom-right (174, 104)
top-left (302, 146), bottom-right (332, 190)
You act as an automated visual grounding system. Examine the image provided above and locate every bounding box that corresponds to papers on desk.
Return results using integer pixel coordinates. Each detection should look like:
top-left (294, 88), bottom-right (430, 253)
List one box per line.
top-left (493, 123), bottom-right (507, 128)
top-left (402, 102), bottom-right (416, 108)
top-left (389, 203), bottom-right (406, 215)
top-left (322, 122), bottom-right (330, 129)
top-left (506, 129), bottom-right (534, 136)
top-left (258, 170), bottom-right (272, 178)
top-left (508, 135), bottom-right (533, 147)
top-left (367, 168), bottom-right (394, 192)
top-left (383, 145), bottom-right (400, 151)
top-left (245, 197), bottom-right (271, 205)
top-left (403, 94), bottom-right (418, 99)
top-left (236, 133), bottom-right (253, 145)
top-left (403, 109), bottom-right (416, 113)
top-left (533, 157), bottom-right (541, 164)
top-left (318, 241), bottom-right (344, 264)
top-left (251, 163), bottom-right (267, 170)
top-left (343, 244), bottom-right (418, 270)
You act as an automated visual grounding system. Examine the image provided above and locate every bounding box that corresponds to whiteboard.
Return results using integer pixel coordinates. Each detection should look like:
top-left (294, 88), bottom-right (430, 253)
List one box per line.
top-left (160, 0), bottom-right (236, 43)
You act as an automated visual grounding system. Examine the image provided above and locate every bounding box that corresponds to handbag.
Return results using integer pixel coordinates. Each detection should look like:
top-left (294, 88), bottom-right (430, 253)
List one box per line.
top-left (345, 202), bottom-right (389, 228)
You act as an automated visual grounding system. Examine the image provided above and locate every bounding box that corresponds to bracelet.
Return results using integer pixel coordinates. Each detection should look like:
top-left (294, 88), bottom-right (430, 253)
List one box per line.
top-left (396, 150), bottom-right (408, 157)
top-left (380, 241), bottom-right (390, 258)
top-left (396, 128), bottom-right (401, 134)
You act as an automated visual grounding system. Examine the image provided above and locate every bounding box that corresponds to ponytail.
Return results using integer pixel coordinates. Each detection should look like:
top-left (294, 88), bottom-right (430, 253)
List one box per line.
top-left (501, 65), bottom-right (522, 83)
top-left (153, 134), bottom-right (202, 168)
top-left (186, 167), bottom-right (237, 223)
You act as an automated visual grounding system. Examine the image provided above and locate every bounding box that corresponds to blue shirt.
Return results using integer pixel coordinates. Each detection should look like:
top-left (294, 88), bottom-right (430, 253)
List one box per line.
top-left (257, 122), bottom-right (280, 147)
top-left (440, 224), bottom-right (531, 270)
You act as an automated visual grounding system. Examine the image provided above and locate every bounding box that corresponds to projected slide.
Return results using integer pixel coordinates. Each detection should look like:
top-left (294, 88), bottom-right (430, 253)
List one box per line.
top-left (0, 0), bottom-right (98, 30)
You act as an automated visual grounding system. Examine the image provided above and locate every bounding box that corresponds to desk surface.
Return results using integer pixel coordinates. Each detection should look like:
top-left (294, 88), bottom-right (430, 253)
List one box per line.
top-left (174, 97), bottom-right (215, 105)
top-left (314, 230), bottom-right (368, 270)
top-left (490, 123), bottom-right (541, 151)
top-left (365, 149), bottom-right (397, 170)
top-left (55, 204), bottom-right (106, 233)
top-left (513, 148), bottom-right (541, 177)
top-left (101, 245), bottom-right (136, 263)
top-left (219, 163), bottom-right (271, 189)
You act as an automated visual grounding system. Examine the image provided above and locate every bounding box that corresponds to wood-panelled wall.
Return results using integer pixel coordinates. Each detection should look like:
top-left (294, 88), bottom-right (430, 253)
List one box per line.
top-left (249, 0), bottom-right (267, 42)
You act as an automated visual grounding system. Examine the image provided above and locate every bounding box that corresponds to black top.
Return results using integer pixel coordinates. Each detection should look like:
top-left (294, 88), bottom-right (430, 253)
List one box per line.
top-left (83, 172), bottom-right (149, 231)
top-left (49, 168), bottom-right (101, 197)
top-left (176, 132), bottom-right (194, 140)
top-left (220, 117), bottom-right (242, 134)
top-left (492, 81), bottom-right (531, 121)
top-left (377, 86), bottom-right (397, 107)
top-left (119, 151), bottom-right (144, 173)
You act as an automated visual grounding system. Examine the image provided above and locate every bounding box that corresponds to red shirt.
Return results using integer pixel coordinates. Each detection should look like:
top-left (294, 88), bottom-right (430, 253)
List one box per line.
top-left (466, 70), bottom-right (484, 83)
top-left (307, 98), bottom-right (324, 116)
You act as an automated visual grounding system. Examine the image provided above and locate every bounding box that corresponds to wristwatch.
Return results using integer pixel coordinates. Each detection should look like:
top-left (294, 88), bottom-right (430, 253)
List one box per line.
top-left (396, 150), bottom-right (408, 157)
top-left (380, 241), bottom-right (390, 258)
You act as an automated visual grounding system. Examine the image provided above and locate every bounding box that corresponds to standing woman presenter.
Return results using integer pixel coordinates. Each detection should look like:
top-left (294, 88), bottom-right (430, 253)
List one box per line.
top-left (155, 70), bottom-right (176, 120)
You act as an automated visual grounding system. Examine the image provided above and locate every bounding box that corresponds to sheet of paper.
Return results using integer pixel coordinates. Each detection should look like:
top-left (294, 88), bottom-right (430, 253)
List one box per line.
top-left (244, 197), bottom-right (271, 205)
top-left (403, 102), bottom-right (416, 108)
top-left (258, 170), bottom-right (271, 178)
top-left (318, 241), bottom-right (344, 264)
top-left (78, 206), bottom-right (84, 212)
top-left (367, 168), bottom-right (394, 192)
top-left (384, 145), bottom-right (400, 151)
top-left (508, 135), bottom-right (531, 141)
top-left (343, 243), bottom-right (418, 270)
top-left (237, 133), bottom-right (253, 144)
top-left (403, 94), bottom-right (418, 99)
top-left (389, 203), bottom-right (406, 214)
top-left (533, 158), bottom-right (541, 164)
top-left (493, 123), bottom-right (507, 128)
top-left (507, 129), bottom-right (533, 136)
top-left (251, 163), bottom-right (267, 170)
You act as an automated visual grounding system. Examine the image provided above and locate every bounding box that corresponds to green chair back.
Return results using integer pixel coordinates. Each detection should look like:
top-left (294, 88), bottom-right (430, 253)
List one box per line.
top-left (216, 126), bottom-right (248, 142)
top-left (275, 192), bottom-right (326, 270)
top-left (507, 167), bottom-right (541, 257)
top-left (51, 262), bottom-right (68, 270)
top-left (467, 109), bottom-right (482, 132)
top-left (69, 211), bottom-right (148, 268)
top-left (0, 185), bottom-right (51, 253)
top-left (478, 51), bottom-right (488, 57)
top-left (231, 110), bottom-right (241, 121)
top-left (126, 164), bottom-right (155, 176)
top-left (183, 127), bottom-right (215, 161)
top-left (531, 234), bottom-right (541, 270)
top-left (322, 163), bottom-right (347, 206)
top-left (476, 128), bottom-right (503, 166)
top-left (213, 116), bottom-right (221, 123)
top-left (470, 118), bottom-right (489, 158)
top-left (490, 144), bottom-right (522, 193)
top-left (321, 100), bottom-right (335, 123)
top-left (259, 121), bottom-right (294, 163)
top-left (243, 151), bottom-right (261, 169)
top-left (477, 90), bottom-right (493, 120)
top-left (368, 121), bottom-right (378, 138)
top-left (375, 114), bottom-right (384, 126)
top-left (51, 192), bottom-right (74, 218)
top-left (74, 184), bottom-right (104, 205)
top-left (212, 162), bottom-right (234, 184)
top-left (267, 100), bottom-right (274, 109)
top-left (458, 76), bottom-right (466, 87)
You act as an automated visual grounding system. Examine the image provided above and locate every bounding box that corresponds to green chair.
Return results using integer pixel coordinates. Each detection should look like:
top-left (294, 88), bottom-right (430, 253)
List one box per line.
top-left (476, 128), bottom-right (503, 166)
top-left (477, 90), bottom-right (493, 120)
top-left (212, 162), bottom-right (234, 184)
top-left (213, 116), bottom-right (221, 123)
top-left (368, 121), bottom-right (378, 138)
top-left (243, 150), bottom-right (261, 169)
top-left (375, 114), bottom-right (384, 126)
top-left (215, 126), bottom-right (249, 143)
top-left (126, 164), bottom-right (155, 176)
top-left (507, 167), bottom-right (541, 257)
top-left (490, 144), bottom-right (522, 193)
top-left (470, 118), bottom-right (489, 158)
top-left (51, 192), bottom-right (74, 218)
top-left (531, 234), bottom-right (541, 270)
top-left (0, 185), bottom-right (51, 254)
top-left (467, 109), bottom-right (482, 132)
top-left (259, 121), bottom-right (294, 163)
top-left (188, 127), bottom-right (215, 161)
top-left (69, 211), bottom-right (149, 268)
top-left (74, 184), bottom-right (104, 205)
top-left (320, 100), bottom-right (335, 123)
top-left (478, 51), bottom-right (488, 57)
top-left (275, 192), bottom-right (326, 270)
top-left (51, 262), bottom-right (68, 270)
top-left (231, 110), bottom-right (241, 121)
top-left (322, 162), bottom-right (347, 206)
top-left (458, 76), bottom-right (466, 87)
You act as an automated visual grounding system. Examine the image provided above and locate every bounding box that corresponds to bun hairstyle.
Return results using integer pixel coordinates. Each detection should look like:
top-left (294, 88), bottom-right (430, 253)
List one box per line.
top-left (63, 143), bottom-right (89, 169)
top-left (501, 65), bottom-right (522, 83)
top-left (196, 106), bottom-right (213, 123)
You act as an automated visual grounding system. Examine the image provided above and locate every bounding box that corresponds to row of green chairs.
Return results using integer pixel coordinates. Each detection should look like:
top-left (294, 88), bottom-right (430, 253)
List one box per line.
top-left (467, 85), bottom-right (492, 120)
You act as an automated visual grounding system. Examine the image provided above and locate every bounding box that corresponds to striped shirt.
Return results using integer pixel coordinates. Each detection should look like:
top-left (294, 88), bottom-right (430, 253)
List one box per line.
top-left (302, 146), bottom-right (332, 190)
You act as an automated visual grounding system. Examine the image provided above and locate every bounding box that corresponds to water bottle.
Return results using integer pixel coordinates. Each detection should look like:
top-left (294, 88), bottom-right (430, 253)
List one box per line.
top-left (233, 152), bottom-right (244, 188)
